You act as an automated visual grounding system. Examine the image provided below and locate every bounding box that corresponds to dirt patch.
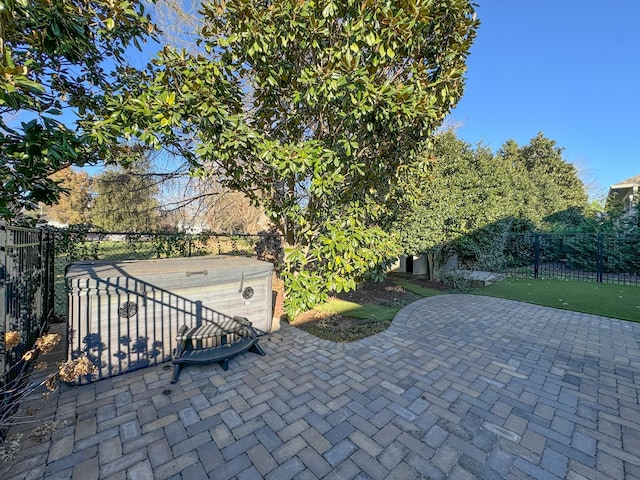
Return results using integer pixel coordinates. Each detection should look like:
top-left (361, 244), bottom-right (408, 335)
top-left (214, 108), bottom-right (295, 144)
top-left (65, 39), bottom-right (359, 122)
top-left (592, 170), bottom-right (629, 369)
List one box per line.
top-left (293, 312), bottom-right (392, 343)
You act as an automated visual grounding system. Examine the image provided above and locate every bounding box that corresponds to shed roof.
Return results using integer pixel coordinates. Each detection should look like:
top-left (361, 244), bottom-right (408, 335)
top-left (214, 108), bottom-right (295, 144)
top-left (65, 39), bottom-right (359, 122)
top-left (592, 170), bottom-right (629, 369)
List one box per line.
top-left (610, 174), bottom-right (640, 189)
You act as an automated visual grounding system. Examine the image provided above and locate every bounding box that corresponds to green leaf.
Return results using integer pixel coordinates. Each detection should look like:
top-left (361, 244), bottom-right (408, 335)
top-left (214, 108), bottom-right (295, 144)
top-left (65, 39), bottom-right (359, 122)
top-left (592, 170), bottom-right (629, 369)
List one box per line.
top-left (322, 2), bottom-right (336, 18)
top-left (14, 77), bottom-right (45, 94)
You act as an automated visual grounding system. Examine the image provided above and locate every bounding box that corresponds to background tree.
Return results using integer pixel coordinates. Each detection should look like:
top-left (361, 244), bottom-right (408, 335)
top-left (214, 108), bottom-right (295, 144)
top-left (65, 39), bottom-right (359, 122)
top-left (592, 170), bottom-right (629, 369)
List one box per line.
top-left (91, 161), bottom-right (160, 231)
top-left (0, 0), bottom-right (155, 218)
top-left (390, 130), bottom-right (590, 275)
top-left (94, 0), bottom-right (479, 317)
top-left (574, 195), bottom-right (640, 235)
top-left (156, 168), bottom-right (269, 234)
top-left (388, 131), bottom-right (523, 275)
top-left (40, 168), bottom-right (91, 225)
top-left (497, 132), bottom-right (588, 225)
top-left (202, 191), bottom-right (269, 234)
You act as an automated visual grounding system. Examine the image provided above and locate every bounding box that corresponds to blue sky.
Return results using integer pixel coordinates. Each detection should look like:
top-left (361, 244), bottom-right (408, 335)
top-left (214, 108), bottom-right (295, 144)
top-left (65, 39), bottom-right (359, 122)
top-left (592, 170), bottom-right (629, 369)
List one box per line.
top-left (447, 1), bottom-right (640, 198)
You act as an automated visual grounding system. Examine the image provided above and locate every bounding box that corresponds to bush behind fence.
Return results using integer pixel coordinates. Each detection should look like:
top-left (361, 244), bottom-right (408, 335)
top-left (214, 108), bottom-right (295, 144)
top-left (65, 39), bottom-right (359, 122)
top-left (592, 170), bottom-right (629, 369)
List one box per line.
top-left (498, 232), bottom-right (640, 285)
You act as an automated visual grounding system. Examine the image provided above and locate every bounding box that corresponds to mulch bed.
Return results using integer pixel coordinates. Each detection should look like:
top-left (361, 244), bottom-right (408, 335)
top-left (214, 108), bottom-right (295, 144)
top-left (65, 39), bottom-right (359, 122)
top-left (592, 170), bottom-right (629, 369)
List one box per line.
top-left (276, 274), bottom-right (448, 342)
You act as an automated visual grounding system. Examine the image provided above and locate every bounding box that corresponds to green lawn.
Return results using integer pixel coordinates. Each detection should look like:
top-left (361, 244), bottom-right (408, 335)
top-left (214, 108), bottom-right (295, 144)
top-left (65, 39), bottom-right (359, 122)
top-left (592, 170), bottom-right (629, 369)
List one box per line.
top-left (473, 277), bottom-right (640, 322)
top-left (392, 280), bottom-right (444, 298)
top-left (312, 281), bottom-right (444, 322)
top-left (312, 277), bottom-right (640, 325)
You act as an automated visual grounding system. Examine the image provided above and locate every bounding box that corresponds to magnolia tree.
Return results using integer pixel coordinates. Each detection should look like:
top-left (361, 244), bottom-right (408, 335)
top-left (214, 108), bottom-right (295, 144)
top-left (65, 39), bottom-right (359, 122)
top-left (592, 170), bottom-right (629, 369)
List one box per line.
top-left (92, 0), bottom-right (479, 317)
top-left (0, 0), bottom-right (155, 218)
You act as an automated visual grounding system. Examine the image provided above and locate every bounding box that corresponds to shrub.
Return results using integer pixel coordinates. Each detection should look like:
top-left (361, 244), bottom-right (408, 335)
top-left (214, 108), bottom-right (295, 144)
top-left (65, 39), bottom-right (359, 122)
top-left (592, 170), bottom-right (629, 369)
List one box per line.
top-left (0, 331), bottom-right (96, 463)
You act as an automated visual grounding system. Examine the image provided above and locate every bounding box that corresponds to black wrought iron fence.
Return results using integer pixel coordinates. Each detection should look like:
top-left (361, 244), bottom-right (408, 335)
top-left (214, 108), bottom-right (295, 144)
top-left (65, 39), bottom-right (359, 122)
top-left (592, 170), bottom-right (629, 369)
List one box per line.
top-left (499, 233), bottom-right (640, 285)
top-left (0, 222), bottom-right (55, 398)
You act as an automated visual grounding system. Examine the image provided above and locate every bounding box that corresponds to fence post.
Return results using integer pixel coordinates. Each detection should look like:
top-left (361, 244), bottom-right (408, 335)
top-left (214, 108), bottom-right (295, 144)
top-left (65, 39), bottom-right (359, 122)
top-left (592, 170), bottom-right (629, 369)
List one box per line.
top-left (597, 233), bottom-right (603, 283)
top-left (534, 234), bottom-right (540, 278)
top-left (0, 223), bottom-right (6, 379)
top-left (43, 228), bottom-right (55, 323)
top-left (38, 226), bottom-right (45, 329)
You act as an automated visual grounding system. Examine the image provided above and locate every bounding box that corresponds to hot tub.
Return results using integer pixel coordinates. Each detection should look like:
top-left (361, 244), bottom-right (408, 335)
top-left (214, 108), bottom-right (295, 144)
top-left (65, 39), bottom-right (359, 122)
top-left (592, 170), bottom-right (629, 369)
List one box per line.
top-left (66, 256), bottom-right (274, 381)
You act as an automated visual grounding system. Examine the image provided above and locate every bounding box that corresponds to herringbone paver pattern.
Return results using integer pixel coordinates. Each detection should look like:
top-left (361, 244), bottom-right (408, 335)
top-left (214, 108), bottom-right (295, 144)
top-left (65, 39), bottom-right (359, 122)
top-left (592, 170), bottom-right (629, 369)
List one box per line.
top-left (7, 295), bottom-right (640, 479)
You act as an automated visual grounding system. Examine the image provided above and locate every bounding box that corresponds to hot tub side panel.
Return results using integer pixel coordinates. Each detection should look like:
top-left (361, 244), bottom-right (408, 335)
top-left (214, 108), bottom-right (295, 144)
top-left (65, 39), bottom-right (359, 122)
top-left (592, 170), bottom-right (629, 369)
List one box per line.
top-left (67, 261), bottom-right (273, 382)
top-left (173, 273), bottom-right (273, 334)
top-left (67, 277), bottom-right (194, 381)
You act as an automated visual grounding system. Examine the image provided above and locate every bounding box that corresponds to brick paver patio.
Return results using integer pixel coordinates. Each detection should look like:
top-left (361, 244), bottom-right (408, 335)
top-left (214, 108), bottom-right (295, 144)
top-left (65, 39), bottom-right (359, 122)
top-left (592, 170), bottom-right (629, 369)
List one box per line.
top-left (7, 294), bottom-right (640, 479)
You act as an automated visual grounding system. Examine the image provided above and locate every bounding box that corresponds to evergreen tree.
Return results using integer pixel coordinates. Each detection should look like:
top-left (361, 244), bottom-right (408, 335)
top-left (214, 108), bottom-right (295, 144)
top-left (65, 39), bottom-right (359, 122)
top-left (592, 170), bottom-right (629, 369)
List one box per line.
top-left (91, 161), bottom-right (160, 231)
top-left (497, 132), bottom-right (588, 225)
top-left (389, 130), bottom-right (589, 273)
